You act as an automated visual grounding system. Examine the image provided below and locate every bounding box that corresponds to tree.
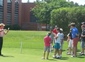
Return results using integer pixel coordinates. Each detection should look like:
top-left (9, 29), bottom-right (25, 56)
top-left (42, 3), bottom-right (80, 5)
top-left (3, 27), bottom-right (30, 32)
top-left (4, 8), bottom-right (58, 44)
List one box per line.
top-left (31, 0), bottom-right (80, 31)
top-left (51, 7), bottom-right (85, 33)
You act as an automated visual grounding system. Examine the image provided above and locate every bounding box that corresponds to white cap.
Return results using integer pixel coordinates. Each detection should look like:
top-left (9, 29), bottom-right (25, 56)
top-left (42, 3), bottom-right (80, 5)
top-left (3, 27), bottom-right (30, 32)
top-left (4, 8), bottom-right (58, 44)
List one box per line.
top-left (60, 28), bottom-right (63, 31)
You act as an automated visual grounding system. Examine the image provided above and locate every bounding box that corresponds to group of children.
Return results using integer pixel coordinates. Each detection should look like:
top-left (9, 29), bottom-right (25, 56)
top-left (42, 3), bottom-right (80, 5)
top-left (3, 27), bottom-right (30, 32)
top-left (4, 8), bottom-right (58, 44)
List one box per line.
top-left (42, 22), bottom-right (85, 59)
top-left (42, 26), bottom-right (64, 59)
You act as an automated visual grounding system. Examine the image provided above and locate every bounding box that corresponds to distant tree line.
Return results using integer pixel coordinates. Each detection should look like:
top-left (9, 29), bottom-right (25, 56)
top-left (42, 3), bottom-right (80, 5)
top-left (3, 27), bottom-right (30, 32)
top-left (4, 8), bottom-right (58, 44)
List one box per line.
top-left (32, 0), bottom-right (85, 33)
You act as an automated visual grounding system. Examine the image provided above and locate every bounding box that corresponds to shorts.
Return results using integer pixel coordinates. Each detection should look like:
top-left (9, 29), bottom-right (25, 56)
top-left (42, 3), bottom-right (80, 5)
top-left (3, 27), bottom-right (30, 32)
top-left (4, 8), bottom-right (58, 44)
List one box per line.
top-left (54, 43), bottom-right (60, 50)
top-left (68, 39), bottom-right (73, 48)
top-left (73, 37), bottom-right (79, 47)
top-left (44, 46), bottom-right (50, 52)
top-left (81, 41), bottom-right (85, 48)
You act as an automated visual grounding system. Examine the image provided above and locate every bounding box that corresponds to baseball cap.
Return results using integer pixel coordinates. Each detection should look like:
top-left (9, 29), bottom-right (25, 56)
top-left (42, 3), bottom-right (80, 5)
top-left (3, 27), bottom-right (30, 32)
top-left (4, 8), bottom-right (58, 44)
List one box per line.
top-left (81, 22), bottom-right (85, 25)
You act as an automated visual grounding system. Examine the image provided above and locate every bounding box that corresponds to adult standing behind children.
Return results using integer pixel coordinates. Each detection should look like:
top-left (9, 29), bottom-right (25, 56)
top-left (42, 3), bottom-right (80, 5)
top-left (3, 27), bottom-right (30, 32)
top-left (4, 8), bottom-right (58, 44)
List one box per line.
top-left (0, 23), bottom-right (9, 56)
top-left (42, 33), bottom-right (51, 60)
top-left (80, 22), bottom-right (85, 55)
top-left (69, 23), bottom-right (79, 57)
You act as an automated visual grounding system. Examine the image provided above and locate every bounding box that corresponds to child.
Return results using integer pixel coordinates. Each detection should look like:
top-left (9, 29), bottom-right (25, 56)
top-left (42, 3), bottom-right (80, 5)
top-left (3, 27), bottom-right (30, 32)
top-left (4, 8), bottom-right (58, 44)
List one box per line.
top-left (53, 28), bottom-right (64, 59)
top-left (42, 33), bottom-right (51, 59)
top-left (59, 28), bottom-right (64, 57)
top-left (67, 32), bottom-right (73, 55)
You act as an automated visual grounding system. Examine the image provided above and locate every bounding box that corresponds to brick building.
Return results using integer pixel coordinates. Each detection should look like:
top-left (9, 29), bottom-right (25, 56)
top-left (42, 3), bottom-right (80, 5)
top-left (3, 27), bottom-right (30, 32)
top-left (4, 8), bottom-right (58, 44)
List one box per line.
top-left (21, 3), bottom-right (38, 30)
top-left (0, 0), bottom-right (46, 30)
top-left (0, 0), bottom-right (22, 26)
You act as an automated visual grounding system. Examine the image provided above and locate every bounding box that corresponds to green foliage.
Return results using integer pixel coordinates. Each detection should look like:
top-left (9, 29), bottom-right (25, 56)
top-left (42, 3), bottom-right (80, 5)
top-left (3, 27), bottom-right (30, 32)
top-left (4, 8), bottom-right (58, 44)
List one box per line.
top-left (32, 0), bottom-right (85, 33)
top-left (51, 7), bottom-right (85, 33)
top-left (32, 0), bottom-right (79, 25)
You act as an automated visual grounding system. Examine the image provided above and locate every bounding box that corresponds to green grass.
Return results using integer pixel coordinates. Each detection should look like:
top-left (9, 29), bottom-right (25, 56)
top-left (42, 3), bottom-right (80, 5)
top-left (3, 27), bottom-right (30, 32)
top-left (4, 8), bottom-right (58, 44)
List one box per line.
top-left (0, 31), bottom-right (85, 62)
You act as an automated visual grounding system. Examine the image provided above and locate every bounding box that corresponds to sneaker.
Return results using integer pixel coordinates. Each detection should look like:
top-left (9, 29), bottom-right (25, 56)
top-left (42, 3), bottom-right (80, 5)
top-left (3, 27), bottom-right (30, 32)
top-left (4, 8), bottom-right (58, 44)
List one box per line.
top-left (79, 52), bottom-right (85, 55)
top-left (53, 55), bottom-right (56, 58)
top-left (56, 57), bottom-right (61, 59)
top-left (56, 55), bottom-right (61, 59)
top-left (81, 53), bottom-right (85, 55)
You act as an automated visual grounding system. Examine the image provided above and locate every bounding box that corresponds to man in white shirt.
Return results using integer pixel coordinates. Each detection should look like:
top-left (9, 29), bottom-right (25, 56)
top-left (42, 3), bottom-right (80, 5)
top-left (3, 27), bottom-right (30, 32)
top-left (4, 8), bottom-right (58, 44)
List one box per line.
top-left (0, 23), bottom-right (9, 56)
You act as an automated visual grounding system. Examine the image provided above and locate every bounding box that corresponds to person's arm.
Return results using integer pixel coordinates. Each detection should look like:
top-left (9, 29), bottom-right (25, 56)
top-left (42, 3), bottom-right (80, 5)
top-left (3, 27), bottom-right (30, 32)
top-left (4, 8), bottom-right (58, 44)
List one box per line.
top-left (81, 34), bottom-right (85, 37)
top-left (76, 29), bottom-right (79, 37)
top-left (61, 34), bottom-right (64, 44)
top-left (4, 28), bottom-right (9, 35)
top-left (54, 33), bottom-right (58, 39)
top-left (0, 29), bottom-right (4, 32)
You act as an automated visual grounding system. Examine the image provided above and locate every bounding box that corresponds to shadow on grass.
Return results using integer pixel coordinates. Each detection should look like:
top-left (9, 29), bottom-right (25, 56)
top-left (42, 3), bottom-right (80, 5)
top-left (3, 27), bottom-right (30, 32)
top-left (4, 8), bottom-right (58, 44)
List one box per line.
top-left (47, 57), bottom-right (69, 61)
top-left (77, 55), bottom-right (85, 58)
top-left (77, 56), bottom-right (85, 58)
top-left (60, 57), bottom-right (69, 60)
top-left (0, 55), bottom-right (14, 57)
top-left (47, 59), bottom-right (57, 61)
top-left (62, 50), bottom-right (66, 52)
top-left (77, 49), bottom-right (81, 52)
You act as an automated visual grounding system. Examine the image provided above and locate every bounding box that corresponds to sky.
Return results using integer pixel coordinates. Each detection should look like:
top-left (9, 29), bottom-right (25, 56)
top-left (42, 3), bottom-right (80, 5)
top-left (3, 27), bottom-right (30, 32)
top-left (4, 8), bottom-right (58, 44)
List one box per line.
top-left (22, 0), bottom-right (85, 5)
top-left (68, 0), bottom-right (85, 5)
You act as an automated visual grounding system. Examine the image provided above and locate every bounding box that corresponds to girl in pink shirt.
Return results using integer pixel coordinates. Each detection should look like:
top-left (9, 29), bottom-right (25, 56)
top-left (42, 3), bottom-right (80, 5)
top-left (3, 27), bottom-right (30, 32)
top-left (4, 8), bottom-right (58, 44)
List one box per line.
top-left (42, 33), bottom-right (51, 59)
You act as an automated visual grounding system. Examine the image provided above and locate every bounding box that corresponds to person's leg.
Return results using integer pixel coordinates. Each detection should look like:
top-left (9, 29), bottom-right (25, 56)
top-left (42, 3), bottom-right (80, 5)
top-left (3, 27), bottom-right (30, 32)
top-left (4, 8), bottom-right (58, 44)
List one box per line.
top-left (71, 40), bottom-right (73, 55)
top-left (81, 41), bottom-right (84, 54)
top-left (43, 51), bottom-right (46, 59)
top-left (43, 47), bottom-right (47, 59)
top-left (68, 47), bottom-right (71, 54)
top-left (50, 43), bottom-right (53, 52)
top-left (46, 46), bottom-right (50, 59)
top-left (46, 52), bottom-right (49, 59)
top-left (59, 43), bottom-right (63, 57)
top-left (57, 50), bottom-right (60, 58)
top-left (73, 38), bottom-right (78, 57)
top-left (67, 40), bottom-right (72, 54)
top-left (0, 37), bottom-right (3, 55)
top-left (59, 49), bottom-right (62, 57)
top-left (53, 43), bottom-right (58, 58)
top-left (54, 49), bottom-right (57, 58)
top-left (57, 43), bottom-right (61, 58)
top-left (73, 46), bottom-right (77, 56)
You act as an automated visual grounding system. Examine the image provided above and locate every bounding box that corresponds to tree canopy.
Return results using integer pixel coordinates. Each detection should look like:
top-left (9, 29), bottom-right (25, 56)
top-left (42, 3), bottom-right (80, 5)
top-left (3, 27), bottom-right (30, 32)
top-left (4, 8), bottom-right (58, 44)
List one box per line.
top-left (31, 0), bottom-right (85, 32)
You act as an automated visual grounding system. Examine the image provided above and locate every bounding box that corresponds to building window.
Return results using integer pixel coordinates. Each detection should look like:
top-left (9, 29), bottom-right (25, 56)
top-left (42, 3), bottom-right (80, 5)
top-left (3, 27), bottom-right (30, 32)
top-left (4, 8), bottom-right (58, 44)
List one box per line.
top-left (30, 11), bottom-right (37, 23)
top-left (15, 0), bottom-right (19, 3)
top-left (0, 0), bottom-right (3, 6)
top-left (14, 1), bottom-right (19, 24)
top-left (7, 0), bottom-right (12, 25)
top-left (7, 0), bottom-right (12, 3)
top-left (0, 0), bottom-right (3, 23)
